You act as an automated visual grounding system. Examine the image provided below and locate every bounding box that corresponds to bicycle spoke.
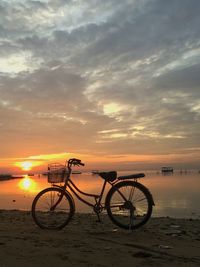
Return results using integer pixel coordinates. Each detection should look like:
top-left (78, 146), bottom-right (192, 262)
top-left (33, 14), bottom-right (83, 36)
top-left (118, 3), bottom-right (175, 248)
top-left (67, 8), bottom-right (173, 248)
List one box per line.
top-left (129, 186), bottom-right (135, 202)
top-left (134, 197), bottom-right (147, 203)
top-left (107, 181), bottom-right (152, 229)
top-left (32, 188), bottom-right (74, 229)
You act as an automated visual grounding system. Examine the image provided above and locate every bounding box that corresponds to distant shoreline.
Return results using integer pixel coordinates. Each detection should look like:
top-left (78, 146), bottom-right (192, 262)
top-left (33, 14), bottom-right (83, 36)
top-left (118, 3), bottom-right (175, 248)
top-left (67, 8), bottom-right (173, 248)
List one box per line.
top-left (0, 175), bottom-right (24, 181)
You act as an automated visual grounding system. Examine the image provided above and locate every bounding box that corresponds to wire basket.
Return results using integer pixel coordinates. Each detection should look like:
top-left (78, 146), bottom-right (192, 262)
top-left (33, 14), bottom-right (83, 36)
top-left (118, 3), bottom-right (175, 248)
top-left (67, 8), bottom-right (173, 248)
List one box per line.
top-left (47, 163), bottom-right (66, 183)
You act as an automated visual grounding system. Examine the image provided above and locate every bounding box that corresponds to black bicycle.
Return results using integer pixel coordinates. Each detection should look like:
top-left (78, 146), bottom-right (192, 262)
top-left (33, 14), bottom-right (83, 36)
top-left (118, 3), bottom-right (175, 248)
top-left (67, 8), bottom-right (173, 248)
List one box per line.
top-left (32, 158), bottom-right (155, 230)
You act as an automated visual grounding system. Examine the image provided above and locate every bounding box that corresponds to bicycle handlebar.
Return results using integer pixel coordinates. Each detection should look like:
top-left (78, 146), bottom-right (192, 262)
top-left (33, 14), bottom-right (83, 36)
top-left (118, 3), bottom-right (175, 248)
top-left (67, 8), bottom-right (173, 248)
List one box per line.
top-left (68, 158), bottom-right (85, 167)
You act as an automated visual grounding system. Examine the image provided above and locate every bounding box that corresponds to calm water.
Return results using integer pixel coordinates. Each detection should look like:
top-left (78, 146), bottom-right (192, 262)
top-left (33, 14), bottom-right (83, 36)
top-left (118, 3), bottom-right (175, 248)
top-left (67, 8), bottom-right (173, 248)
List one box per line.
top-left (0, 170), bottom-right (200, 219)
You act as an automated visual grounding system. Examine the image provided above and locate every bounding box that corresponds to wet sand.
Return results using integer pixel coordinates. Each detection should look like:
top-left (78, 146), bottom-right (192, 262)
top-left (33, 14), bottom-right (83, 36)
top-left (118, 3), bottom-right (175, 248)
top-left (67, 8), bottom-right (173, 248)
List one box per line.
top-left (0, 210), bottom-right (200, 267)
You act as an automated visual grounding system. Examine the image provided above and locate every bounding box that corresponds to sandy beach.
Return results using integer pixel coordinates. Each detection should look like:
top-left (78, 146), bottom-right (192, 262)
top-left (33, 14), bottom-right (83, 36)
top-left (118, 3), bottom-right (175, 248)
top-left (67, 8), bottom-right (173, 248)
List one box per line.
top-left (0, 210), bottom-right (200, 267)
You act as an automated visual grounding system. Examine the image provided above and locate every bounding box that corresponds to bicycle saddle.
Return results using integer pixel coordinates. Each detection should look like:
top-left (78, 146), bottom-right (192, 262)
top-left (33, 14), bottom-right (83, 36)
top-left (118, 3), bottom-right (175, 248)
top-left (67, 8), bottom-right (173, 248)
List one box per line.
top-left (99, 171), bottom-right (117, 182)
top-left (118, 173), bottom-right (145, 180)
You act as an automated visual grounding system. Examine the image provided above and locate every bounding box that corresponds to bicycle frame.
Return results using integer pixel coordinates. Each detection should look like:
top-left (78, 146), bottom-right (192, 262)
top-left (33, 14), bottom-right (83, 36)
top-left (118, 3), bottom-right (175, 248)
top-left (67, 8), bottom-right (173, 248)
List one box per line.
top-left (50, 159), bottom-right (138, 212)
top-left (54, 175), bottom-right (113, 210)
top-left (32, 158), bottom-right (154, 230)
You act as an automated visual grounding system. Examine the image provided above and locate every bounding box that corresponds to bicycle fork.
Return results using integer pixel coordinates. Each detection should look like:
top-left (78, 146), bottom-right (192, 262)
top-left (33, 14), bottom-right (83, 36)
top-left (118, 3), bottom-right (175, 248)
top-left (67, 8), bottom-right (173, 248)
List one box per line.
top-left (50, 189), bottom-right (65, 211)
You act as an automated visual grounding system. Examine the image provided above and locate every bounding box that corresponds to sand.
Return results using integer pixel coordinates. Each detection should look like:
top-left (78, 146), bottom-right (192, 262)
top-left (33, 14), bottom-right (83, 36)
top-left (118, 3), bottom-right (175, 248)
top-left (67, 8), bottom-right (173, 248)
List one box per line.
top-left (0, 210), bottom-right (200, 267)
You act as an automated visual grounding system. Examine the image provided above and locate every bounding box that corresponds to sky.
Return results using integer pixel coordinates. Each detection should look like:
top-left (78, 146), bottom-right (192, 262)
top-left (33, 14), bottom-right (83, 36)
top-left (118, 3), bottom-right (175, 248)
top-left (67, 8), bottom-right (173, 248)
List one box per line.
top-left (0, 0), bottom-right (200, 172)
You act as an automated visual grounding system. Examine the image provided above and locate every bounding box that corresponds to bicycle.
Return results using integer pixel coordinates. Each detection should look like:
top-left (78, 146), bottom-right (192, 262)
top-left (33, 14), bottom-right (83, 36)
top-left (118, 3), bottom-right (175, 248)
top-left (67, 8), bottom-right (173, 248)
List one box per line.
top-left (32, 158), bottom-right (155, 230)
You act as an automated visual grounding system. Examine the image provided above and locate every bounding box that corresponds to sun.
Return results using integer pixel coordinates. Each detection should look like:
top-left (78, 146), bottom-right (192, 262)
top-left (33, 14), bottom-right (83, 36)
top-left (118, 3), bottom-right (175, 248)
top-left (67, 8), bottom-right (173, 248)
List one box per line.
top-left (20, 161), bottom-right (33, 171)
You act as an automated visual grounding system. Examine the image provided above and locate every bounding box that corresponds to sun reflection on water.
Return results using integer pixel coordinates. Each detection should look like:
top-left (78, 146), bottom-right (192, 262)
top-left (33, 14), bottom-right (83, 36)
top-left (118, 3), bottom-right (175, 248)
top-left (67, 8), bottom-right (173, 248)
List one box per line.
top-left (18, 176), bottom-right (37, 193)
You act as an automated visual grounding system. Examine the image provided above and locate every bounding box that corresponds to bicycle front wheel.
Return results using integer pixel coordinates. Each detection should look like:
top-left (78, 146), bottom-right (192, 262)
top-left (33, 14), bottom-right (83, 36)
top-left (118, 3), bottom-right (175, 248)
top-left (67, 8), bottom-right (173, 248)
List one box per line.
top-left (32, 187), bottom-right (75, 230)
top-left (106, 181), bottom-right (153, 230)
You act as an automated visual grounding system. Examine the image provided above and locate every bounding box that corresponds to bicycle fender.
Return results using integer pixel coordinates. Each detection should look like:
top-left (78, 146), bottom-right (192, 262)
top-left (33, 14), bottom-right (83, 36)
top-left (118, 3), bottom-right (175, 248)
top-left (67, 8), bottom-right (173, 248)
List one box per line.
top-left (145, 187), bottom-right (155, 206)
top-left (132, 181), bottom-right (155, 206)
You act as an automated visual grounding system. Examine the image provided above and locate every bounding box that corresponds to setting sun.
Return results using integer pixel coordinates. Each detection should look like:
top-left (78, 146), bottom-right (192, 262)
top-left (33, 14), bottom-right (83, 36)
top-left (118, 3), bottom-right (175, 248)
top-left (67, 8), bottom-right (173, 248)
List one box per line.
top-left (20, 161), bottom-right (33, 171)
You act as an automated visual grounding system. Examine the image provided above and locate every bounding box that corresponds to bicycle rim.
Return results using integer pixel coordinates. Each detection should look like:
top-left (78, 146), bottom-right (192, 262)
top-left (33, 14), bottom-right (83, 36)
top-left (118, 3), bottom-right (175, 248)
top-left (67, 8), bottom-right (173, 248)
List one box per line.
top-left (32, 187), bottom-right (74, 230)
top-left (106, 181), bottom-right (152, 229)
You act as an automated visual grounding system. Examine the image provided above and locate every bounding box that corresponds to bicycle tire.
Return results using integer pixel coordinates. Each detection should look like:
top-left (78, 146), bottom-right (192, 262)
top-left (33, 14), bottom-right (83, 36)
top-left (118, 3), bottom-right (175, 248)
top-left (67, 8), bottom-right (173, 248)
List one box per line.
top-left (106, 181), bottom-right (153, 230)
top-left (32, 187), bottom-right (75, 230)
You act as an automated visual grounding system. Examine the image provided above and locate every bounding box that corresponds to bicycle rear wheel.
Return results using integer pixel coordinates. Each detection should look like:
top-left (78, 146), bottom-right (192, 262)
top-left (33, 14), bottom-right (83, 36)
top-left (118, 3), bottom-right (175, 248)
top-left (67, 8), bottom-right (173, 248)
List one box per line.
top-left (32, 187), bottom-right (75, 230)
top-left (106, 181), bottom-right (153, 229)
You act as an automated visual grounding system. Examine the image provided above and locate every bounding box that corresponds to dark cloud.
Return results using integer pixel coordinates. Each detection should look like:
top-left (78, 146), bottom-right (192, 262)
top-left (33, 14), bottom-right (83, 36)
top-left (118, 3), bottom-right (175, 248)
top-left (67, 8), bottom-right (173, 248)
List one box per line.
top-left (154, 64), bottom-right (200, 92)
top-left (1, 74), bottom-right (76, 115)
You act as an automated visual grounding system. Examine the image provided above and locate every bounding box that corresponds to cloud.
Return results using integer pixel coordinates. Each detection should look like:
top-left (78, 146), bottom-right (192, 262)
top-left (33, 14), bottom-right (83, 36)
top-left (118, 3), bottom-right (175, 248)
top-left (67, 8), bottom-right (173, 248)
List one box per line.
top-left (0, 0), bottom-right (200, 168)
top-left (154, 63), bottom-right (200, 92)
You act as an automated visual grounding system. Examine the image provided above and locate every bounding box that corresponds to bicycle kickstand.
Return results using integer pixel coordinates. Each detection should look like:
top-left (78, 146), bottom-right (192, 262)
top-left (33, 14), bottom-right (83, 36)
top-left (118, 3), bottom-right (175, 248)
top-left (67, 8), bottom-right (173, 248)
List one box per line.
top-left (94, 199), bottom-right (102, 223)
top-left (95, 212), bottom-right (101, 223)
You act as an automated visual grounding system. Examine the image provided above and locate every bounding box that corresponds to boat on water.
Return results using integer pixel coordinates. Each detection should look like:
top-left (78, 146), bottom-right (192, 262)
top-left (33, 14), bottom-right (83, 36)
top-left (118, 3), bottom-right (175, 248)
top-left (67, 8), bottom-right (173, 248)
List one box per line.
top-left (28, 173), bottom-right (34, 176)
top-left (161, 167), bottom-right (173, 173)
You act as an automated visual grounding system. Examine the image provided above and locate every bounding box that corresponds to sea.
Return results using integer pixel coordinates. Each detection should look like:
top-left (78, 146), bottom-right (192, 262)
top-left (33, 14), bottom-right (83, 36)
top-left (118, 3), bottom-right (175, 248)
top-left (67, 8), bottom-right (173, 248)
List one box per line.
top-left (0, 170), bottom-right (200, 219)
